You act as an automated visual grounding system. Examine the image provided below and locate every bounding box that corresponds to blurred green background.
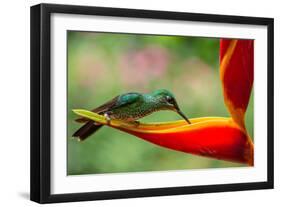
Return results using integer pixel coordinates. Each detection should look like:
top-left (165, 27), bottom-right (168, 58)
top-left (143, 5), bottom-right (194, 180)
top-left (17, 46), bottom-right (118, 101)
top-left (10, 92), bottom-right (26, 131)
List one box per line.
top-left (67, 31), bottom-right (254, 175)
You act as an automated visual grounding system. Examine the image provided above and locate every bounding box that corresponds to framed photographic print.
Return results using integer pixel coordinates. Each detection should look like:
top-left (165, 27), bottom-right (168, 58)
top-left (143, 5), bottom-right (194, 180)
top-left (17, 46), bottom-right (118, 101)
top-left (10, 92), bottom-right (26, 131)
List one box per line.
top-left (30, 3), bottom-right (274, 203)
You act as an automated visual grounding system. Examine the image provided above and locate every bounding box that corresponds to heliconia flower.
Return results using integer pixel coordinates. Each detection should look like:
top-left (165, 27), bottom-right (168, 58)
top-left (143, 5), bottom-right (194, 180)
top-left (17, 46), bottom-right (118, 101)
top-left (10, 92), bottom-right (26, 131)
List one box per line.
top-left (73, 39), bottom-right (254, 166)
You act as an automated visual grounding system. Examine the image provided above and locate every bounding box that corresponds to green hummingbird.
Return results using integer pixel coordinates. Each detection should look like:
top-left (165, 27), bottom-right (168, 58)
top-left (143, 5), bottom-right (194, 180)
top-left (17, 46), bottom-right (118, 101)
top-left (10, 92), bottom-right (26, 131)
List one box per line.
top-left (73, 89), bottom-right (191, 141)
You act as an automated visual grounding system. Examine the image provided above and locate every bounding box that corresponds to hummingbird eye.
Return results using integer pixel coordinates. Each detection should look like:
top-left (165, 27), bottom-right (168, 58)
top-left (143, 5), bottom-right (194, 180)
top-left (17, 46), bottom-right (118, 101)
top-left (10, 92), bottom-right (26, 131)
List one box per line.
top-left (166, 96), bottom-right (173, 103)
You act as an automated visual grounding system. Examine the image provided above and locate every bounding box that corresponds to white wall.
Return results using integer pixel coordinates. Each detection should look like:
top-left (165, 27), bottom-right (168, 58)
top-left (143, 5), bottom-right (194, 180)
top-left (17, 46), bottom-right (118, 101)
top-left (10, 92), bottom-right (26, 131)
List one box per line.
top-left (0, 0), bottom-right (279, 206)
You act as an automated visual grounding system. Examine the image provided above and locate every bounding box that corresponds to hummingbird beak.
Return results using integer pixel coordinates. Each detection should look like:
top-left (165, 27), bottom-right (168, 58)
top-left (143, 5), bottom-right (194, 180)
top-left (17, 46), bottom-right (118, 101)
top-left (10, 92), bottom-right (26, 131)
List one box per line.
top-left (177, 110), bottom-right (191, 124)
top-left (169, 99), bottom-right (191, 124)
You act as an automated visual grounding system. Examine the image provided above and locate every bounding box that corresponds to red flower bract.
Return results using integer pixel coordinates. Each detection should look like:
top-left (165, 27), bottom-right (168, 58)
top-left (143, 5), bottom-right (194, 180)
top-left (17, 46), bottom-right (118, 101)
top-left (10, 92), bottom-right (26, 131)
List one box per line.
top-left (220, 39), bottom-right (254, 129)
top-left (120, 119), bottom-right (252, 164)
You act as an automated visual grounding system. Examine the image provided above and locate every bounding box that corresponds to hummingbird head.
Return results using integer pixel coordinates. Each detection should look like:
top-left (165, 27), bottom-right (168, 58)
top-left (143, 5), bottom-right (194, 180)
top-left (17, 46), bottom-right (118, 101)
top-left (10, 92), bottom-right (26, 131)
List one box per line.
top-left (152, 89), bottom-right (191, 124)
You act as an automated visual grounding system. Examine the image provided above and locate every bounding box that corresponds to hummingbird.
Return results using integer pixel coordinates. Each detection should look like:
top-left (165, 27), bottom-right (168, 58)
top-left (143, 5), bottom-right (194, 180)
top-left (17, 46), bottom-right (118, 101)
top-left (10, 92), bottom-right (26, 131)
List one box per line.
top-left (73, 89), bottom-right (191, 141)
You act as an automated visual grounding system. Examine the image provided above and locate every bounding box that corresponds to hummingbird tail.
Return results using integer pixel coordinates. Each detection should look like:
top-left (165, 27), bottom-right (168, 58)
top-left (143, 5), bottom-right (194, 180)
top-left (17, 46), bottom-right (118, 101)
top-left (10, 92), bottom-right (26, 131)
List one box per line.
top-left (73, 121), bottom-right (103, 141)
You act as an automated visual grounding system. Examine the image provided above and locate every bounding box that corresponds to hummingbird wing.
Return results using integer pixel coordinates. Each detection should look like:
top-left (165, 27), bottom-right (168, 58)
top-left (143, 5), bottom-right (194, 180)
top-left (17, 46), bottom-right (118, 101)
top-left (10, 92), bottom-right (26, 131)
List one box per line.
top-left (111, 92), bottom-right (143, 110)
top-left (91, 95), bottom-right (120, 114)
top-left (75, 93), bottom-right (142, 123)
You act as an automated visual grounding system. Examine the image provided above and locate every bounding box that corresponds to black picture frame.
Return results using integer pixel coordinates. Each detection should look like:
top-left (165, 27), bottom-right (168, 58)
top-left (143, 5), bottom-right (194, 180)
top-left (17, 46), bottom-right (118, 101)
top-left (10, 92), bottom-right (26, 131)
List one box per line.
top-left (30, 3), bottom-right (274, 204)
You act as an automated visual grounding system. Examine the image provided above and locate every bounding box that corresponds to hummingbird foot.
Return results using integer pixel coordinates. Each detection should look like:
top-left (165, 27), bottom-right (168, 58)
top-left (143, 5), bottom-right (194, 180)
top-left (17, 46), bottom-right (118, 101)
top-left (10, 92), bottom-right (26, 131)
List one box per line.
top-left (104, 113), bottom-right (111, 125)
top-left (131, 120), bottom-right (140, 127)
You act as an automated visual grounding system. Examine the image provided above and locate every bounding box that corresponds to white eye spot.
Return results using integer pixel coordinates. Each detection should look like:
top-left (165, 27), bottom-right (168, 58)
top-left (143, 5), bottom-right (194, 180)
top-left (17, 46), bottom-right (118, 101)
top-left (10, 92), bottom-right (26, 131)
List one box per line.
top-left (166, 96), bottom-right (172, 102)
